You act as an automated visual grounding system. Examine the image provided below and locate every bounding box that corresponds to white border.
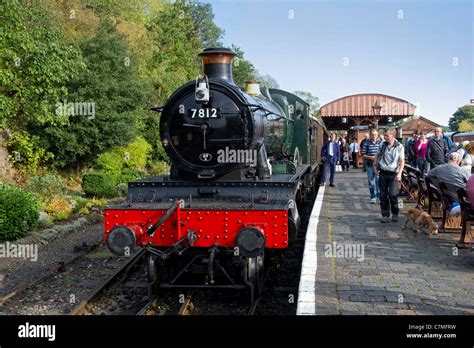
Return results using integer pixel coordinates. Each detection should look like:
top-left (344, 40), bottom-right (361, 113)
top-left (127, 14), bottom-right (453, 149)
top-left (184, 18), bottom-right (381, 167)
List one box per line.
top-left (296, 185), bottom-right (325, 315)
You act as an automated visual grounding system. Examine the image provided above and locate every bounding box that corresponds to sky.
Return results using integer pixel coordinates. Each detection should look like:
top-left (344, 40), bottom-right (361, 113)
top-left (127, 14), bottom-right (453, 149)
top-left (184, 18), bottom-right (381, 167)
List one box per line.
top-left (204, 0), bottom-right (473, 126)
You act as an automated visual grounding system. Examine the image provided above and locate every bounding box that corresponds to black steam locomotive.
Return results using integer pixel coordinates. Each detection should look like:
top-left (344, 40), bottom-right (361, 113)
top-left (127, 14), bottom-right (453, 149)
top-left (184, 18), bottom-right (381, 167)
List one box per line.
top-left (104, 48), bottom-right (327, 304)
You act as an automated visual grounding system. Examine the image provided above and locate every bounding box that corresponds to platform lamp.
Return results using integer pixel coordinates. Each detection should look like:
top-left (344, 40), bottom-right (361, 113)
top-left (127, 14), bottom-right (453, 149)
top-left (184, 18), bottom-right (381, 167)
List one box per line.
top-left (371, 101), bottom-right (382, 130)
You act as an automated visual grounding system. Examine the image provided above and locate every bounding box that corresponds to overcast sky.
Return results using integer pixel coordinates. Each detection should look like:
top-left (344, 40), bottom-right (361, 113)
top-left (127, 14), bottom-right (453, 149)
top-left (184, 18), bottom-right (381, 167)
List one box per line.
top-left (205, 0), bottom-right (473, 127)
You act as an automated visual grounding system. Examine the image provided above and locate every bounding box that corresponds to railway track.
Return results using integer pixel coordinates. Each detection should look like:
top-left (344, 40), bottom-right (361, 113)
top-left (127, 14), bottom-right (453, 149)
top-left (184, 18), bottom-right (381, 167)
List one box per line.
top-left (0, 242), bottom-right (100, 307)
top-left (70, 249), bottom-right (147, 315)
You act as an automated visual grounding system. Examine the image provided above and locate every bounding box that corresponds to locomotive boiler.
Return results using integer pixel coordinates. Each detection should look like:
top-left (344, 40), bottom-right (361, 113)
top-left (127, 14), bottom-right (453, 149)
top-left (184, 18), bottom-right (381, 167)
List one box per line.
top-left (103, 48), bottom-right (327, 304)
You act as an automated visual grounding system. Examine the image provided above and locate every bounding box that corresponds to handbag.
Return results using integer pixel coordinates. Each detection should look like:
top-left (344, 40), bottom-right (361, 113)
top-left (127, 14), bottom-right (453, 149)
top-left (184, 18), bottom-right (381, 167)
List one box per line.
top-left (336, 164), bottom-right (342, 172)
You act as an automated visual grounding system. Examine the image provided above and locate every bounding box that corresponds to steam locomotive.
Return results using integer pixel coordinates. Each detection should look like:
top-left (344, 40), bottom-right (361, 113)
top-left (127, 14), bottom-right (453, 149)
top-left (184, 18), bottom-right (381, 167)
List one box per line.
top-left (104, 48), bottom-right (327, 304)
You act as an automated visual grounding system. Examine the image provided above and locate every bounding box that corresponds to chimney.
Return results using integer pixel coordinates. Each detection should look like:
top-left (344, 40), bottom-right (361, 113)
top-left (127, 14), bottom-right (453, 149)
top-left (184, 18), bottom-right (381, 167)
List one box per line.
top-left (199, 48), bottom-right (236, 85)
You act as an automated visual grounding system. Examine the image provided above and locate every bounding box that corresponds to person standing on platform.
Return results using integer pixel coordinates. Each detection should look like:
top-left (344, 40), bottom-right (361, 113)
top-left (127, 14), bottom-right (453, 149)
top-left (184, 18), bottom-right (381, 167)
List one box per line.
top-left (350, 138), bottom-right (360, 169)
top-left (406, 132), bottom-right (418, 167)
top-left (321, 133), bottom-right (340, 187)
top-left (340, 138), bottom-right (350, 171)
top-left (374, 129), bottom-right (405, 223)
top-left (426, 127), bottom-right (448, 169)
top-left (360, 134), bottom-right (369, 171)
top-left (362, 129), bottom-right (382, 204)
top-left (414, 131), bottom-right (430, 176)
top-left (442, 129), bottom-right (453, 150)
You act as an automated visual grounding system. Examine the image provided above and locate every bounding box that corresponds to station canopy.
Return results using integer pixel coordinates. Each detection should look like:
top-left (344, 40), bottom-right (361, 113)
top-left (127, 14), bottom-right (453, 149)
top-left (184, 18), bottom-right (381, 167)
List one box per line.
top-left (320, 93), bottom-right (416, 130)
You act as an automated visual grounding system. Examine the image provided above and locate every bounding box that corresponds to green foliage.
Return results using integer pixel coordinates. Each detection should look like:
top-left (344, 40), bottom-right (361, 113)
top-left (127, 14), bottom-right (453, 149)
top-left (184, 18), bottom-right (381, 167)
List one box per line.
top-left (458, 119), bottom-right (474, 132)
top-left (6, 131), bottom-right (54, 174)
top-left (96, 136), bottom-right (152, 180)
top-left (0, 184), bottom-right (39, 241)
top-left (26, 173), bottom-right (66, 198)
top-left (38, 19), bottom-right (153, 168)
top-left (122, 136), bottom-right (152, 170)
top-left (147, 0), bottom-right (201, 102)
top-left (52, 210), bottom-right (72, 221)
top-left (96, 151), bottom-right (123, 181)
top-left (81, 172), bottom-right (117, 198)
top-left (0, 0), bottom-right (84, 129)
top-left (148, 160), bottom-right (170, 176)
top-left (71, 196), bottom-right (90, 213)
top-left (449, 105), bottom-right (474, 131)
top-left (230, 45), bottom-right (258, 87)
top-left (116, 182), bottom-right (128, 197)
top-left (186, 0), bottom-right (224, 48)
top-left (139, 110), bottom-right (169, 162)
top-left (118, 168), bottom-right (145, 184)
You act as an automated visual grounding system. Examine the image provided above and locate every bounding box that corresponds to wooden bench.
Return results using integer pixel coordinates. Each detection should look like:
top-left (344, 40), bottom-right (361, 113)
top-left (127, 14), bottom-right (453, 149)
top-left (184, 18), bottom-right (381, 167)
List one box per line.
top-left (438, 181), bottom-right (464, 233)
top-left (402, 165), bottom-right (419, 203)
top-left (456, 188), bottom-right (474, 249)
top-left (400, 167), bottom-right (410, 197)
top-left (425, 177), bottom-right (443, 221)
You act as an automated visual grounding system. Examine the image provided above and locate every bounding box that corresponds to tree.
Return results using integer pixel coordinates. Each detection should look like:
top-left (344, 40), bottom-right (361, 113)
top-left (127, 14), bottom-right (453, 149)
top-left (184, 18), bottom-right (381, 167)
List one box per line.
top-left (35, 19), bottom-right (153, 168)
top-left (258, 74), bottom-right (279, 89)
top-left (448, 105), bottom-right (474, 131)
top-left (186, 0), bottom-right (224, 48)
top-left (458, 119), bottom-right (474, 132)
top-left (147, 0), bottom-right (201, 103)
top-left (23, 0), bottom-right (100, 43)
top-left (230, 45), bottom-right (257, 87)
top-left (293, 90), bottom-right (320, 115)
top-left (0, 0), bottom-right (84, 130)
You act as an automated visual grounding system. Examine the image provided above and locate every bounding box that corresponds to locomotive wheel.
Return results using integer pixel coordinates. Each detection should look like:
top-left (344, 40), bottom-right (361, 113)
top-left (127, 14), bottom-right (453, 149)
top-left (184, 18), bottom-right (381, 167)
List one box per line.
top-left (246, 254), bottom-right (265, 298)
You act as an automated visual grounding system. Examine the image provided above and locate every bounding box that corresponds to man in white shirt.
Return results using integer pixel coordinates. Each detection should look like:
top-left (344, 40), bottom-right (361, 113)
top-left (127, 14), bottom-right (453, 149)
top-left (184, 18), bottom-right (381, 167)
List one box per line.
top-left (350, 140), bottom-right (359, 169)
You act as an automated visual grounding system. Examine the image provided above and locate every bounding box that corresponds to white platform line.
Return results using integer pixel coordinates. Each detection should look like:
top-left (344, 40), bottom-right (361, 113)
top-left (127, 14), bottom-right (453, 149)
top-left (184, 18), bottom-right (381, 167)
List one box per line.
top-left (296, 185), bottom-right (325, 315)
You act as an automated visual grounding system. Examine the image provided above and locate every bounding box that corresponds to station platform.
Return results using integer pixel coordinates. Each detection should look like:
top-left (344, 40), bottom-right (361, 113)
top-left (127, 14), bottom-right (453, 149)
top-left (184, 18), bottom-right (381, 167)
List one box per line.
top-left (297, 169), bottom-right (474, 315)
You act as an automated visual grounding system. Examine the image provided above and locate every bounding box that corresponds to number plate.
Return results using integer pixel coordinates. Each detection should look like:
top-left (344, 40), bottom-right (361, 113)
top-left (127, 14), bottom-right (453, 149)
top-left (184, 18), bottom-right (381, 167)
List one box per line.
top-left (188, 108), bottom-right (221, 119)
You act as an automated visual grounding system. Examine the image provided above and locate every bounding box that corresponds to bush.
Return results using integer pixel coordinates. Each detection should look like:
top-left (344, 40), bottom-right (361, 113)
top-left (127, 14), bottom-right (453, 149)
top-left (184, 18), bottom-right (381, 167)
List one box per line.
top-left (96, 151), bottom-right (123, 181)
top-left (85, 197), bottom-right (107, 208)
top-left (52, 210), bottom-right (72, 221)
top-left (45, 196), bottom-right (72, 215)
top-left (116, 183), bottom-right (128, 197)
top-left (118, 168), bottom-right (145, 184)
top-left (95, 136), bottom-right (152, 180)
top-left (71, 196), bottom-right (89, 213)
top-left (26, 173), bottom-right (66, 198)
top-left (79, 207), bottom-right (90, 215)
top-left (148, 161), bottom-right (170, 176)
top-left (81, 172), bottom-right (116, 198)
top-left (122, 136), bottom-right (152, 171)
top-left (6, 130), bottom-right (54, 174)
top-left (0, 184), bottom-right (39, 241)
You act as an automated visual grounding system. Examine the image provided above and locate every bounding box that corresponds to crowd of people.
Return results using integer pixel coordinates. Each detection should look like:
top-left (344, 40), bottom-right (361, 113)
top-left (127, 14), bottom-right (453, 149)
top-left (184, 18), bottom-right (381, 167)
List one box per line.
top-left (321, 127), bottom-right (474, 222)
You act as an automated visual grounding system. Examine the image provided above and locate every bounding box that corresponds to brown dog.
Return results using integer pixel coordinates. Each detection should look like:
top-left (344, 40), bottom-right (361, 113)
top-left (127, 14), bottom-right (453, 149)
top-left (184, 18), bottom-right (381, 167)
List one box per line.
top-left (403, 208), bottom-right (438, 235)
top-left (403, 208), bottom-right (423, 230)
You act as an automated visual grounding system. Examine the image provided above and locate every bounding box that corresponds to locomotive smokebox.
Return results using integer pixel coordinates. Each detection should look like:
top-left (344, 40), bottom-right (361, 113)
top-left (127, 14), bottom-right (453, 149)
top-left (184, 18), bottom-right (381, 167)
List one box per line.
top-left (199, 48), bottom-right (236, 85)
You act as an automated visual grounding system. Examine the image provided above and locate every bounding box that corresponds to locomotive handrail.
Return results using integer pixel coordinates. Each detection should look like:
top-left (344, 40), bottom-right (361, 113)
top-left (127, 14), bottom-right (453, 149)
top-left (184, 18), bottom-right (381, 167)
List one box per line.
top-left (244, 103), bottom-right (293, 122)
top-left (146, 199), bottom-right (185, 236)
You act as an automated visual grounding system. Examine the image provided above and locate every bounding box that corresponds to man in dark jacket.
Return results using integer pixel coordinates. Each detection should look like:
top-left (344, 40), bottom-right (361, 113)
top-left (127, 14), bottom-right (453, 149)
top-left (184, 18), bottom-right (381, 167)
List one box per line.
top-left (426, 127), bottom-right (448, 169)
top-left (360, 133), bottom-right (369, 171)
top-left (321, 133), bottom-right (340, 187)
